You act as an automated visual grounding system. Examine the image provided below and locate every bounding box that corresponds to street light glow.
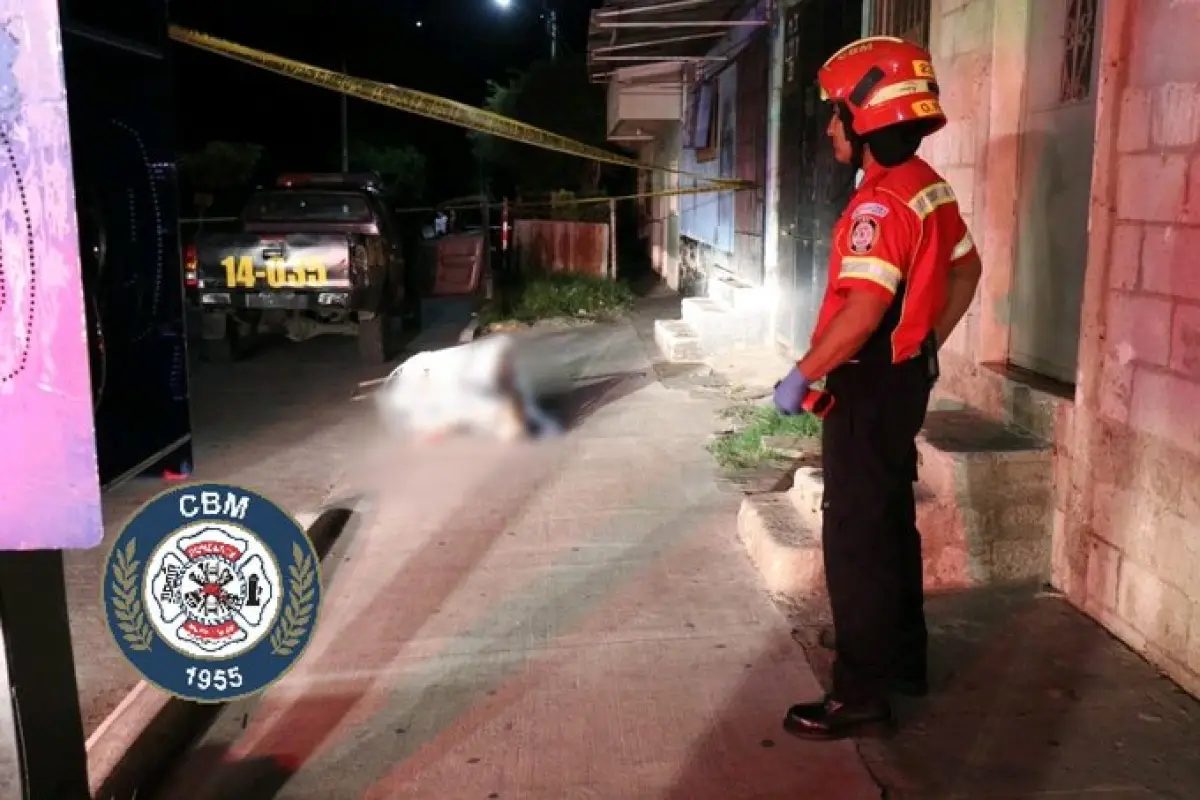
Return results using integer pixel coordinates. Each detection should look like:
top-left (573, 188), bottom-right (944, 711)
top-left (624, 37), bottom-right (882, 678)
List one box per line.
top-left (494, 0), bottom-right (512, 9)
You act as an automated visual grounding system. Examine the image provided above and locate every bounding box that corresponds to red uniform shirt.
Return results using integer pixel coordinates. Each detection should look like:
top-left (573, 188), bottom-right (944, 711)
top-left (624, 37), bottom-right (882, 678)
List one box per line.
top-left (812, 156), bottom-right (977, 363)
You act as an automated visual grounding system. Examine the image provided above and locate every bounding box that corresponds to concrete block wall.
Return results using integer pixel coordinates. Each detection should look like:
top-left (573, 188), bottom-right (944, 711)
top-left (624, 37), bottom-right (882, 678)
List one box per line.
top-left (915, 0), bottom-right (1200, 697)
top-left (922, 0), bottom-right (995, 366)
top-left (646, 123), bottom-right (683, 291)
top-left (1062, 0), bottom-right (1200, 698)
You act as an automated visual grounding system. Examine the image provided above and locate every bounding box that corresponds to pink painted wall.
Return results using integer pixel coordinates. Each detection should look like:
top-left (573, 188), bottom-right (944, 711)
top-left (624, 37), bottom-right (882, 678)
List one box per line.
top-left (1063, 0), bottom-right (1200, 697)
top-left (922, 0), bottom-right (1200, 696)
top-left (0, 1), bottom-right (103, 549)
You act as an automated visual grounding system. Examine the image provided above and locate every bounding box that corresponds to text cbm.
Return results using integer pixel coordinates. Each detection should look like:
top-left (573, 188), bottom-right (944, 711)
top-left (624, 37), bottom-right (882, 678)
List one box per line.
top-left (179, 491), bottom-right (250, 521)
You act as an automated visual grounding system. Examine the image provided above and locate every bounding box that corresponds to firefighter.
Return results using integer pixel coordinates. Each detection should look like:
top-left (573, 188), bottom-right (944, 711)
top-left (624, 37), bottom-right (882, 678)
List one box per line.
top-left (772, 37), bottom-right (983, 740)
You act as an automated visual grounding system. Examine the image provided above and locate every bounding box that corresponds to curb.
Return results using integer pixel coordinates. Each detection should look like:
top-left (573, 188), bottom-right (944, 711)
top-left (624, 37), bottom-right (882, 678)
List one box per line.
top-left (86, 506), bottom-right (356, 799)
top-left (457, 313), bottom-right (483, 344)
top-left (736, 493), bottom-right (825, 601)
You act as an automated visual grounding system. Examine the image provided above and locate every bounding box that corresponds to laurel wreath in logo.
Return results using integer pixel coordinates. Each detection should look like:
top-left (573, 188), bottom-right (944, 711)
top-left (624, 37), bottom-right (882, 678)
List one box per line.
top-left (270, 542), bottom-right (316, 657)
top-left (110, 538), bottom-right (154, 652)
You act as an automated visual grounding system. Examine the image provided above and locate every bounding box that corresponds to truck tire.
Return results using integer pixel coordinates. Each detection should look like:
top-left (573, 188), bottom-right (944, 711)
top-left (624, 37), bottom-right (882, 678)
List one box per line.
top-left (202, 336), bottom-right (234, 364)
top-left (400, 286), bottom-right (421, 331)
top-left (202, 323), bottom-right (245, 364)
top-left (357, 313), bottom-right (388, 363)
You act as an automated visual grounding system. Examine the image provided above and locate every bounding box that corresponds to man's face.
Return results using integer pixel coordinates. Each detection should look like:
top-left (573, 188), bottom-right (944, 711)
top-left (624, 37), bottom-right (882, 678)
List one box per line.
top-left (826, 105), bottom-right (855, 165)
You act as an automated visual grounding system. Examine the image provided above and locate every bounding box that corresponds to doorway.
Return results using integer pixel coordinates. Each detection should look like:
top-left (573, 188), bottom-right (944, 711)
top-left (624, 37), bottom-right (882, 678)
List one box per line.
top-left (1009, 0), bottom-right (1103, 384)
top-left (774, 0), bottom-right (862, 354)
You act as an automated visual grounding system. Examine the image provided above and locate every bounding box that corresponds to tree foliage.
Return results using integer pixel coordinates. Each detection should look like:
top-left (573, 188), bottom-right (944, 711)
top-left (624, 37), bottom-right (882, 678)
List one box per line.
top-left (178, 141), bottom-right (265, 192)
top-left (347, 140), bottom-right (426, 204)
top-left (468, 53), bottom-right (609, 196)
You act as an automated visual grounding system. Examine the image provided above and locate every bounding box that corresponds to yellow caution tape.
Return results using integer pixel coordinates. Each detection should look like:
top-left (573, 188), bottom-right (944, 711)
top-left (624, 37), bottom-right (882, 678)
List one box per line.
top-left (167, 26), bottom-right (751, 192)
top-left (395, 183), bottom-right (741, 215)
top-left (179, 185), bottom-right (744, 227)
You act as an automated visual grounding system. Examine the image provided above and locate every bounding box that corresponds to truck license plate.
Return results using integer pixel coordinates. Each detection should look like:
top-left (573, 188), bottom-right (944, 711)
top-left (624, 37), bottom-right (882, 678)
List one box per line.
top-left (245, 292), bottom-right (300, 309)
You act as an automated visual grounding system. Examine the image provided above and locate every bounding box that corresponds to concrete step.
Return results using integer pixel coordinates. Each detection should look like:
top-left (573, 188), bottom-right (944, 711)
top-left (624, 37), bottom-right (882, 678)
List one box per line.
top-left (680, 297), bottom-right (770, 356)
top-left (916, 408), bottom-right (1050, 502)
top-left (783, 408), bottom-right (1053, 592)
top-left (653, 319), bottom-right (704, 362)
top-left (708, 274), bottom-right (771, 315)
top-left (736, 493), bottom-right (824, 601)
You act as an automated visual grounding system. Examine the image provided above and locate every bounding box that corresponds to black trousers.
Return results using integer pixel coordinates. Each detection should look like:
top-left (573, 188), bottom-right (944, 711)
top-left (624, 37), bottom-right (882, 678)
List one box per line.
top-left (820, 354), bottom-right (932, 704)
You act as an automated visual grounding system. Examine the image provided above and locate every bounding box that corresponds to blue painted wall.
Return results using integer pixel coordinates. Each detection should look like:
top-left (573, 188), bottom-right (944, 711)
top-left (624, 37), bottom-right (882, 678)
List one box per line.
top-left (680, 63), bottom-right (737, 254)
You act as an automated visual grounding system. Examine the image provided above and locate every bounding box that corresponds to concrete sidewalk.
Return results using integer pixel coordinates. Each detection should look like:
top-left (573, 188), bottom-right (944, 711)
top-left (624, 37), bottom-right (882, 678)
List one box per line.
top-left (151, 318), bottom-right (879, 799)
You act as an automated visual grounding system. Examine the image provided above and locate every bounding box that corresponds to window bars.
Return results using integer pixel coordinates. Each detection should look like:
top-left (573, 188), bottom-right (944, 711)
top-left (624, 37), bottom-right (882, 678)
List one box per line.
top-left (868, 0), bottom-right (931, 49)
top-left (1060, 0), bottom-right (1098, 103)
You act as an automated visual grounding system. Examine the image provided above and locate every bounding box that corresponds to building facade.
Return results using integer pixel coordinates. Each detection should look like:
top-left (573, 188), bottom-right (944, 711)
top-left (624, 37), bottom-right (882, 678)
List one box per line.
top-left (589, 0), bottom-right (1200, 697)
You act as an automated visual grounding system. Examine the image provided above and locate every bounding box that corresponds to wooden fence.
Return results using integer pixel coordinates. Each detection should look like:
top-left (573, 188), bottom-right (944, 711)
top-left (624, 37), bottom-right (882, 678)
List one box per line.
top-left (512, 219), bottom-right (612, 279)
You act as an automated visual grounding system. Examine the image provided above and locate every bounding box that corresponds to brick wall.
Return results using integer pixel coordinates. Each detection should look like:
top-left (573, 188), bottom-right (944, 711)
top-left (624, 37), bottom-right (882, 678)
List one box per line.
top-left (1065, 0), bottom-right (1200, 696)
top-left (922, 0), bottom-right (994, 366)
top-left (920, 0), bottom-right (1200, 696)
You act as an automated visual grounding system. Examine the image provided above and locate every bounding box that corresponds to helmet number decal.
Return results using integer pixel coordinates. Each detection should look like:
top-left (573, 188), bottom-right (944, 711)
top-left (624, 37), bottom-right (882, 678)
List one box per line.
top-left (912, 60), bottom-right (935, 79)
top-left (912, 99), bottom-right (942, 117)
top-left (848, 216), bottom-right (880, 255)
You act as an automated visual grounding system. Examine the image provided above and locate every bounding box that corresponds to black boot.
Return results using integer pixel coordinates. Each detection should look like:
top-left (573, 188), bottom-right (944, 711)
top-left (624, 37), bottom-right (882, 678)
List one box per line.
top-left (783, 694), bottom-right (896, 741)
top-left (817, 627), bottom-right (929, 698)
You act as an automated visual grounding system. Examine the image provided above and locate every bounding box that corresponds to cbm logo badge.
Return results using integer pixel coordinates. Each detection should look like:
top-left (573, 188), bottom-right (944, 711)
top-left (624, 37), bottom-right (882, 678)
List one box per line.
top-left (103, 483), bottom-right (322, 703)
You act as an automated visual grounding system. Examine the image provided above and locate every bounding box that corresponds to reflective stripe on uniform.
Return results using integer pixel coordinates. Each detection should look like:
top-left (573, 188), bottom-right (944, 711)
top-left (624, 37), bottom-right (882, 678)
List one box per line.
top-left (951, 230), bottom-right (975, 261)
top-left (840, 256), bottom-right (903, 293)
top-left (907, 181), bottom-right (957, 219)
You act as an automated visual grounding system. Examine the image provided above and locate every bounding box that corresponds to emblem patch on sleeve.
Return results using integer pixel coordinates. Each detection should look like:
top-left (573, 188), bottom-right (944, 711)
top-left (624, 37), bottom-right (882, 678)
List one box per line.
top-left (848, 216), bottom-right (880, 254)
top-left (851, 201), bottom-right (889, 218)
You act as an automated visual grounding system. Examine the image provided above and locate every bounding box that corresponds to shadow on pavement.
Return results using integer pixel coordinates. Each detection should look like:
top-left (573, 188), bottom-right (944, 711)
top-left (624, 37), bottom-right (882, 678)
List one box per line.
top-left (659, 628), bottom-right (880, 800)
top-left (541, 370), bottom-right (655, 431)
top-left (151, 442), bottom-right (574, 799)
top-left (105, 505), bottom-right (361, 800)
top-left (789, 584), bottom-right (1200, 797)
top-left (185, 337), bottom-right (390, 477)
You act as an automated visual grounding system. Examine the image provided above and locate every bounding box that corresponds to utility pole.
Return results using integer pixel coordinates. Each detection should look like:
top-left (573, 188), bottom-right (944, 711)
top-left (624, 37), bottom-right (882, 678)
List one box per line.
top-left (330, 0), bottom-right (349, 171)
top-left (339, 54), bottom-right (349, 171)
top-left (544, 0), bottom-right (557, 61)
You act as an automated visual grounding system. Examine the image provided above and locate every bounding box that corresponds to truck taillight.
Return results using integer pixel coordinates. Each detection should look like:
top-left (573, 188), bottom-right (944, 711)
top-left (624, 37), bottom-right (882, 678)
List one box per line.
top-left (184, 243), bottom-right (198, 288)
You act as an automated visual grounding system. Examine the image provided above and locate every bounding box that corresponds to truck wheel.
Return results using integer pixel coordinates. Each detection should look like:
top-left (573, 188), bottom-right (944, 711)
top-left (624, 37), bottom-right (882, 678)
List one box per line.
top-left (400, 289), bottom-right (421, 331)
top-left (357, 313), bottom-right (388, 363)
top-left (202, 323), bottom-right (244, 364)
top-left (202, 337), bottom-right (234, 364)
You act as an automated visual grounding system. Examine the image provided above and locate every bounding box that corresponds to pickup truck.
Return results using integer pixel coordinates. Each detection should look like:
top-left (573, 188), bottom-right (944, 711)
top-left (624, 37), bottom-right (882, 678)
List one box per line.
top-left (185, 172), bottom-right (411, 363)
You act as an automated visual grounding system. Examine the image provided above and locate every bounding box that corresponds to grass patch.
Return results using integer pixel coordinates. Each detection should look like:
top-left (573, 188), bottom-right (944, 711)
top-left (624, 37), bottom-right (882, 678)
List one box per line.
top-left (482, 273), bottom-right (635, 325)
top-left (708, 404), bottom-right (823, 470)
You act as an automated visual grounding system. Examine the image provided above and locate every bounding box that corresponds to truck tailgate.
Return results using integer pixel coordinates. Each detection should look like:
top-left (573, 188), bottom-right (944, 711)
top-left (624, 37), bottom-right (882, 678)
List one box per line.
top-left (195, 233), bottom-right (353, 292)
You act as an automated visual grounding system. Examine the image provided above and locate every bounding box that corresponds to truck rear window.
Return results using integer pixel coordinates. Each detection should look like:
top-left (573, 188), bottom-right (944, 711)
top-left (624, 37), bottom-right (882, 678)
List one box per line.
top-left (243, 191), bottom-right (373, 223)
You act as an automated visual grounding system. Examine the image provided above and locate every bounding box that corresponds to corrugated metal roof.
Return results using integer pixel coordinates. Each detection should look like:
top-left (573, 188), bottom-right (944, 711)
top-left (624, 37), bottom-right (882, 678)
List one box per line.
top-left (586, 0), bottom-right (761, 83)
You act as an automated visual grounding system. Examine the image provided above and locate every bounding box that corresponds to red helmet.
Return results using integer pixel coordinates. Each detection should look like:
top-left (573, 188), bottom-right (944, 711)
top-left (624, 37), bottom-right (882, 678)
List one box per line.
top-left (817, 36), bottom-right (946, 136)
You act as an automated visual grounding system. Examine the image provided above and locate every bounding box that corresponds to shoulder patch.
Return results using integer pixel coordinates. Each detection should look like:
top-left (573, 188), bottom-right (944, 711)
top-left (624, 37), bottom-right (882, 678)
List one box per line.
top-left (848, 215), bottom-right (880, 255)
top-left (851, 201), bottom-right (889, 219)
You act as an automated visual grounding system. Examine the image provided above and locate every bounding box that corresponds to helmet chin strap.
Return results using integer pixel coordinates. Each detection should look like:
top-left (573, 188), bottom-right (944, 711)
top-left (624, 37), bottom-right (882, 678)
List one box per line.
top-left (835, 102), bottom-right (866, 172)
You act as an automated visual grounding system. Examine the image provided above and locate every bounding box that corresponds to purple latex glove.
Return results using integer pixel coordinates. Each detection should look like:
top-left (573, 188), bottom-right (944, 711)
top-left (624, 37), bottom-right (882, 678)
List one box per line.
top-left (773, 367), bottom-right (810, 416)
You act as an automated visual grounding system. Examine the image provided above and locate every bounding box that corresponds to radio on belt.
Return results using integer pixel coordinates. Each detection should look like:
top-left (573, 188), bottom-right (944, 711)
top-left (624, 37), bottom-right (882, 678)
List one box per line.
top-left (801, 387), bottom-right (835, 419)
top-left (771, 382), bottom-right (836, 419)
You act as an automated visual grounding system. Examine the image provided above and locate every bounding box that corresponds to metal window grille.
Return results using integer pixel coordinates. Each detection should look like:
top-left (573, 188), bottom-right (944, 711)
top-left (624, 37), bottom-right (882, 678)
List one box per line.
top-left (783, 9), bottom-right (799, 89)
top-left (1059, 0), bottom-right (1098, 103)
top-left (869, 0), bottom-right (931, 48)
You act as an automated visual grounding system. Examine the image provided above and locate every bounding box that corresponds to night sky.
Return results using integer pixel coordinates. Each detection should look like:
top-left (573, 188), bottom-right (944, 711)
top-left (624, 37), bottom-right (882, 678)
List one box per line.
top-left (167, 0), bottom-right (605, 198)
